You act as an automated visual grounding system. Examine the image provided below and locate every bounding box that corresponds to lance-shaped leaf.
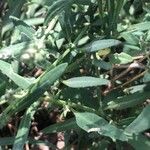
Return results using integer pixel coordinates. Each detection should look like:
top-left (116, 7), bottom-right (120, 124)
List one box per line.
top-left (12, 101), bottom-right (40, 150)
top-left (0, 63), bottom-right (68, 129)
top-left (36, 63), bottom-right (68, 88)
top-left (63, 76), bottom-right (109, 88)
top-left (109, 52), bottom-right (133, 64)
top-left (128, 21), bottom-right (150, 31)
top-left (0, 41), bottom-right (33, 57)
top-left (10, 16), bottom-right (36, 40)
top-left (0, 60), bottom-right (32, 89)
top-left (2, 0), bottom-right (26, 25)
top-left (105, 91), bottom-right (150, 110)
top-left (74, 112), bottom-right (128, 141)
top-left (125, 105), bottom-right (150, 134)
top-left (0, 137), bottom-right (15, 146)
top-left (78, 39), bottom-right (121, 53)
top-left (0, 82), bottom-right (49, 129)
top-left (44, 0), bottom-right (74, 25)
top-left (128, 134), bottom-right (150, 150)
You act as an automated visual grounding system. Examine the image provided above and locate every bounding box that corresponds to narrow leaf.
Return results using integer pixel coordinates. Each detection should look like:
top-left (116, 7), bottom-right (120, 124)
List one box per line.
top-left (63, 76), bottom-right (109, 88)
top-left (128, 21), bottom-right (150, 31)
top-left (129, 134), bottom-right (150, 150)
top-left (0, 63), bottom-right (67, 128)
top-left (79, 39), bottom-right (121, 53)
top-left (10, 16), bottom-right (36, 40)
top-left (0, 60), bottom-right (32, 89)
top-left (125, 105), bottom-right (150, 134)
top-left (2, 0), bottom-right (26, 25)
top-left (36, 63), bottom-right (68, 88)
top-left (92, 59), bottom-right (112, 70)
top-left (109, 52), bottom-right (133, 64)
top-left (105, 91), bottom-right (150, 110)
top-left (0, 82), bottom-right (49, 129)
top-left (0, 41), bottom-right (33, 58)
top-left (13, 101), bottom-right (40, 150)
top-left (44, 0), bottom-right (74, 25)
top-left (120, 32), bottom-right (139, 45)
top-left (0, 137), bottom-right (14, 146)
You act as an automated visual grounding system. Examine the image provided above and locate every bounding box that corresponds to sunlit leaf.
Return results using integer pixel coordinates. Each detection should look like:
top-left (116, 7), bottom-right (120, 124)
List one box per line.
top-left (79, 39), bottom-right (121, 53)
top-left (74, 112), bottom-right (128, 141)
top-left (63, 76), bottom-right (109, 88)
top-left (0, 60), bottom-right (32, 89)
top-left (44, 0), bottom-right (74, 25)
top-left (109, 52), bottom-right (133, 64)
top-left (105, 91), bottom-right (150, 110)
top-left (10, 16), bottom-right (36, 40)
top-left (0, 63), bottom-right (67, 129)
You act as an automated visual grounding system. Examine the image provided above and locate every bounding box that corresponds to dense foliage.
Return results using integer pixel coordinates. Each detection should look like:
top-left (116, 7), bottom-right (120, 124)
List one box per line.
top-left (0, 0), bottom-right (150, 149)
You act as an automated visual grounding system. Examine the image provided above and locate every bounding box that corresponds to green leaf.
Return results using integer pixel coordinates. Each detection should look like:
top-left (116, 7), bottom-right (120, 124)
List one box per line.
top-left (74, 112), bottom-right (128, 141)
top-left (0, 60), bottom-right (32, 89)
top-left (120, 32), bottom-right (139, 45)
top-left (75, 112), bottom-right (108, 131)
top-left (127, 84), bottom-right (147, 94)
top-left (44, 0), bottom-right (74, 25)
top-left (0, 82), bottom-right (49, 129)
top-left (123, 44), bottom-right (141, 56)
top-left (129, 134), bottom-right (150, 150)
top-left (0, 137), bottom-right (15, 146)
top-left (105, 91), bottom-right (150, 110)
top-left (0, 41), bottom-right (33, 57)
top-left (60, 87), bottom-right (99, 109)
top-left (36, 63), bottom-right (68, 87)
top-left (63, 76), bottom-right (109, 88)
top-left (92, 59), bottom-right (112, 70)
top-left (41, 118), bottom-right (78, 134)
top-left (12, 101), bottom-right (40, 150)
top-left (10, 16), bottom-right (36, 40)
top-left (59, 11), bottom-right (73, 41)
top-left (75, 0), bottom-right (91, 5)
top-left (0, 80), bottom-right (6, 97)
top-left (0, 63), bottom-right (67, 129)
top-left (143, 71), bottom-right (150, 83)
top-left (2, 18), bottom-right (44, 36)
top-left (2, 0), bottom-right (26, 25)
top-left (79, 39), bottom-right (121, 53)
top-left (128, 21), bottom-right (150, 31)
top-left (109, 52), bottom-right (133, 64)
top-left (125, 105), bottom-right (150, 134)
